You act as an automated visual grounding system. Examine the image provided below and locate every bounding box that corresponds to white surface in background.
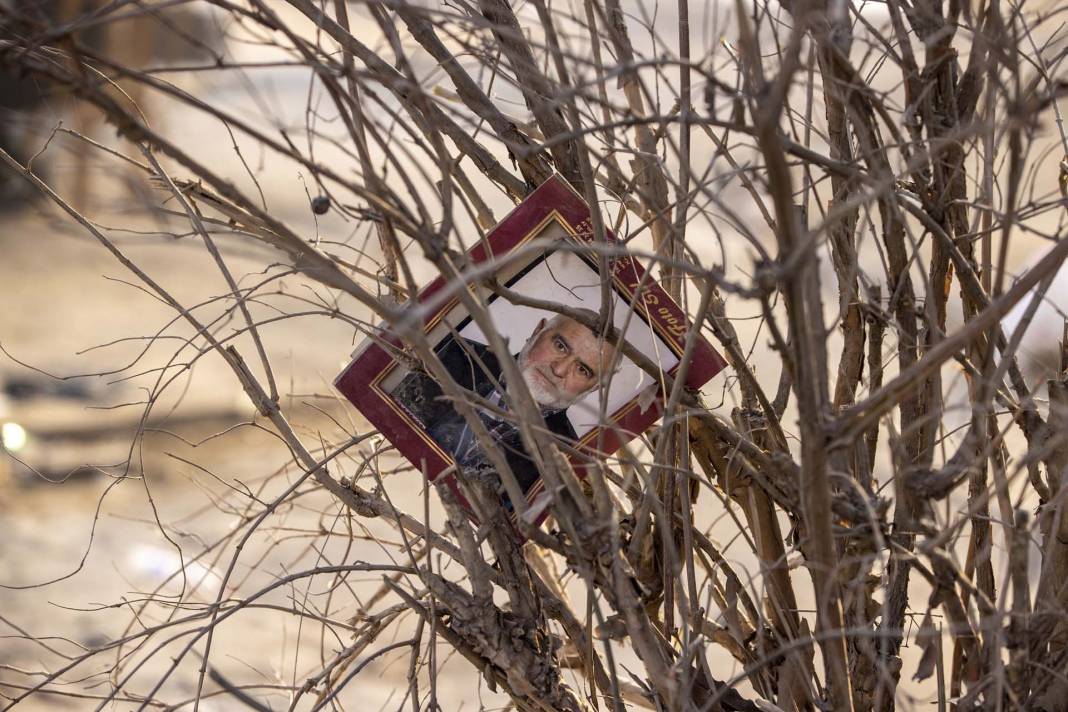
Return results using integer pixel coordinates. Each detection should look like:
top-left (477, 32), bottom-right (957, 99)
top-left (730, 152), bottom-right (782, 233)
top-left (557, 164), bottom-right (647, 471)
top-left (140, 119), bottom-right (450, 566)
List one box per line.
top-left (1002, 250), bottom-right (1068, 370)
top-left (459, 250), bottom-right (679, 435)
top-left (127, 544), bottom-right (222, 599)
top-left (1, 421), bottom-right (27, 451)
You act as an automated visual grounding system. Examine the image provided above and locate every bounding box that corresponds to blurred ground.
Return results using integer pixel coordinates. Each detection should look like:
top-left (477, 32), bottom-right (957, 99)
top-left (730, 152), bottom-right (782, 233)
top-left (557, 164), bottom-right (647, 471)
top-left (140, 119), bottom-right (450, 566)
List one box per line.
top-left (0, 198), bottom-right (481, 709)
top-left (0, 14), bottom-right (489, 704)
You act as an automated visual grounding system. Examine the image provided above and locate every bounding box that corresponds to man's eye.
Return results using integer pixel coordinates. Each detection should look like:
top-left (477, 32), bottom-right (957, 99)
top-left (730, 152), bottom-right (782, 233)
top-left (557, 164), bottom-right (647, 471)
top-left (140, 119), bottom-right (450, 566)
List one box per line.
top-left (554, 337), bottom-right (566, 352)
top-left (579, 365), bottom-right (592, 379)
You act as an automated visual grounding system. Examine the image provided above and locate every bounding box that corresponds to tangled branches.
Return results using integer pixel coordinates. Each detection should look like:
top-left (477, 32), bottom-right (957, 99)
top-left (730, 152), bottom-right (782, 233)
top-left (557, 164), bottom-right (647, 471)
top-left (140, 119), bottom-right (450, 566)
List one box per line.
top-left (2, 0), bottom-right (1068, 710)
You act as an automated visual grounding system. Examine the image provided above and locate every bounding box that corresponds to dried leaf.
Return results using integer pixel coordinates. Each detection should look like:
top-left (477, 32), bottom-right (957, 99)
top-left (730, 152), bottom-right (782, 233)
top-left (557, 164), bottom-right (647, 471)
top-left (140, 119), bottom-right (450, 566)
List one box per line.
top-left (595, 613), bottom-right (629, 641)
top-left (912, 611), bottom-right (939, 682)
top-left (637, 383), bottom-right (659, 414)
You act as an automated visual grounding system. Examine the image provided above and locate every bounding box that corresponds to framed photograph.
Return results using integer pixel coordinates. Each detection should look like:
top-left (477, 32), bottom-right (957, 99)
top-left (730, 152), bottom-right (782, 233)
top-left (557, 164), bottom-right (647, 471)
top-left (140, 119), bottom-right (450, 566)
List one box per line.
top-left (335, 176), bottom-right (726, 524)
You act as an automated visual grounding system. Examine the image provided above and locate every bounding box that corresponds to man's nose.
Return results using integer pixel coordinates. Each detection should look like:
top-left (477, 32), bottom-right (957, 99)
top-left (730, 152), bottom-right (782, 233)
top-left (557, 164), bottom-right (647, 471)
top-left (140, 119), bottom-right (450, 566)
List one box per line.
top-left (550, 357), bottom-right (570, 378)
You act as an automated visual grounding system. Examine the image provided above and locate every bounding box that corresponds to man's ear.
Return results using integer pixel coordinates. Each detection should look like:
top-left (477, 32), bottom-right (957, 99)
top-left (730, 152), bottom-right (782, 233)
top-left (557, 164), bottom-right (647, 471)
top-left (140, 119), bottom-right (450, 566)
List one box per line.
top-left (534, 317), bottom-right (546, 335)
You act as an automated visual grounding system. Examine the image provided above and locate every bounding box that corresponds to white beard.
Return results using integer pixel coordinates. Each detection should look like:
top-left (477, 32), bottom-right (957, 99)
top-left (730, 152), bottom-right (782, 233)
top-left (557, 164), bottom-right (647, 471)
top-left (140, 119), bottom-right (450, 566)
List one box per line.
top-left (514, 340), bottom-right (572, 410)
top-left (520, 367), bottom-right (569, 409)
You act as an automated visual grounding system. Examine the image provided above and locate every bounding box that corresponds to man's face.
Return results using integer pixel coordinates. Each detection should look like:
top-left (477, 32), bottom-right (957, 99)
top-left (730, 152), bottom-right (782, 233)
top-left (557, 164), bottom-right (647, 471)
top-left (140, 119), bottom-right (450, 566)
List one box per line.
top-left (517, 317), bottom-right (609, 409)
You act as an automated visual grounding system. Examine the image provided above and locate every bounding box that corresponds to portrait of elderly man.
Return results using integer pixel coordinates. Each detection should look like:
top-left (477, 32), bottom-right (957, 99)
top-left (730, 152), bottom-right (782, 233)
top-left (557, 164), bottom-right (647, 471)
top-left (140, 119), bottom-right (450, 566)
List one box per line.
top-left (391, 314), bottom-right (613, 494)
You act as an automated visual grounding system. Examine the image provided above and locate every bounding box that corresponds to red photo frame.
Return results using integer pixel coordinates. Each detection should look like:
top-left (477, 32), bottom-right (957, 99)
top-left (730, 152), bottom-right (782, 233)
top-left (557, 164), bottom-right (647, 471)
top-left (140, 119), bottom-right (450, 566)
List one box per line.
top-left (335, 175), bottom-right (726, 526)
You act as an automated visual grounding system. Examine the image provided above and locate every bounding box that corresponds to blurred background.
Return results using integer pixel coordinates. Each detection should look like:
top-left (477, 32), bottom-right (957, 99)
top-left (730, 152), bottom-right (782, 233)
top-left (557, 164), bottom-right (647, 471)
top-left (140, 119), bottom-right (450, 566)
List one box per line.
top-left (3, 1), bottom-right (1068, 710)
top-left (0, 4), bottom-right (460, 709)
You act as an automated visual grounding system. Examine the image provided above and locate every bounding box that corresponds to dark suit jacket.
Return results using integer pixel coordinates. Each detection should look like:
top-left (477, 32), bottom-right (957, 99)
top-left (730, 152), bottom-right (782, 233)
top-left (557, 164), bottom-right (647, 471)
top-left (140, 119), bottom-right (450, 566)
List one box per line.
top-left (392, 335), bottom-right (577, 494)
